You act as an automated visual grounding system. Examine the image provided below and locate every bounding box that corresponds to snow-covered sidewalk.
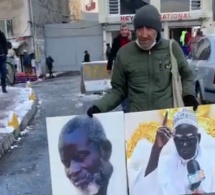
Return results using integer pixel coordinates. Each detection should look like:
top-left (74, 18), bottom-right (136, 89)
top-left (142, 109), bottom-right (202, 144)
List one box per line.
top-left (0, 87), bottom-right (38, 158)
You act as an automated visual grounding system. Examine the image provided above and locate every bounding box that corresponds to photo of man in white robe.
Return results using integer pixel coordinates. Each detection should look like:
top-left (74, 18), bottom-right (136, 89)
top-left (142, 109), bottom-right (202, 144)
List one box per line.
top-left (131, 109), bottom-right (215, 195)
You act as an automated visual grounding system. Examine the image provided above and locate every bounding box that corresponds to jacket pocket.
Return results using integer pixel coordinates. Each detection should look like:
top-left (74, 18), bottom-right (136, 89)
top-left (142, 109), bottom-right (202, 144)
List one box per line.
top-left (153, 54), bottom-right (172, 90)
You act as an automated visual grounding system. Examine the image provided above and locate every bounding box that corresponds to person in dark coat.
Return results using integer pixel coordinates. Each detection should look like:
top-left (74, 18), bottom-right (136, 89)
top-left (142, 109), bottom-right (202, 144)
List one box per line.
top-left (106, 43), bottom-right (111, 60)
top-left (83, 51), bottom-right (90, 62)
top-left (0, 30), bottom-right (8, 93)
top-left (107, 23), bottom-right (132, 112)
top-left (46, 56), bottom-right (54, 78)
top-left (107, 23), bottom-right (132, 74)
top-left (22, 50), bottom-right (32, 75)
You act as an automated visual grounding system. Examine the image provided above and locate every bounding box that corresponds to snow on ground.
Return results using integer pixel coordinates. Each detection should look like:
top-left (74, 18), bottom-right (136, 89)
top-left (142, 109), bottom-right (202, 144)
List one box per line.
top-left (0, 87), bottom-right (35, 134)
top-left (84, 79), bottom-right (111, 92)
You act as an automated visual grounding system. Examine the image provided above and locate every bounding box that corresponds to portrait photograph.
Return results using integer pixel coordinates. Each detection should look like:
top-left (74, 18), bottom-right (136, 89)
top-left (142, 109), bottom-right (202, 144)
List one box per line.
top-left (46, 111), bottom-right (127, 195)
top-left (125, 105), bottom-right (215, 195)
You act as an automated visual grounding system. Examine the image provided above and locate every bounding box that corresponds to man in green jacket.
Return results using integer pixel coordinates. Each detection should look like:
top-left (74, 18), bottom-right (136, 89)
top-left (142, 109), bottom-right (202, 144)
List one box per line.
top-left (87, 4), bottom-right (198, 117)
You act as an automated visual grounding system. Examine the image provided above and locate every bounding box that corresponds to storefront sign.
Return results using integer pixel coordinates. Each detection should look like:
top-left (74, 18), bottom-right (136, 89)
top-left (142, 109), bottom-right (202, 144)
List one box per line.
top-left (161, 12), bottom-right (191, 20)
top-left (120, 12), bottom-right (193, 22)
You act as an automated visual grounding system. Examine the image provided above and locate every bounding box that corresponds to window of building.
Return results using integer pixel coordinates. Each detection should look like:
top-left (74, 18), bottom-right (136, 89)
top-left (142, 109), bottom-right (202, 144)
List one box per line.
top-left (161, 0), bottom-right (190, 12)
top-left (0, 19), bottom-right (14, 38)
top-left (109, 0), bottom-right (119, 14)
top-left (0, 20), bottom-right (6, 34)
top-left (193, 38), bottom-right (211, 61)
top-left (191, 0), bottom-right (201, 11)
top-left (120, 0), bottom-right (149, 15)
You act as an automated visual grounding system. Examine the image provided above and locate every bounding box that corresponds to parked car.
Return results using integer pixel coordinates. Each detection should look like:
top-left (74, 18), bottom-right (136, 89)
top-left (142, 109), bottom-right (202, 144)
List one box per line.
top-left (188, 34), bottom-right (215, 104)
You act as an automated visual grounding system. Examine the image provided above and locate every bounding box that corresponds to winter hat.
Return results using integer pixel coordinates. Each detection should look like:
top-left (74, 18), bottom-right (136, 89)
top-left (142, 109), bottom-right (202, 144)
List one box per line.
top-left (133, 4), bottom-right (162, 32)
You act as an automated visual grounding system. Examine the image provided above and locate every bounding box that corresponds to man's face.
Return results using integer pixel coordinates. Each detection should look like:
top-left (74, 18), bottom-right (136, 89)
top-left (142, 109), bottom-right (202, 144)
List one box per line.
top-left (136, 27), bottom-right (157, 50)
top-left (173, 124), bottom-right (200, 160)
top-left (60, 128), bottom-right (102, 191)
top-left (120, 26), bottom-right (129, 37)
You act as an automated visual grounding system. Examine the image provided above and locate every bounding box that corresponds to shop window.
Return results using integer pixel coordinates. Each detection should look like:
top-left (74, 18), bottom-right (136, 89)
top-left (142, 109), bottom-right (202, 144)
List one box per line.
top-left (193, 38), bottom-right (211, 61)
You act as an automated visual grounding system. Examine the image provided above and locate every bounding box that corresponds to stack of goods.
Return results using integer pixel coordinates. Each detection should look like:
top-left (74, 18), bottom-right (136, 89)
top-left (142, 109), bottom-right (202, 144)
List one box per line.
top-left (15, 72), bottom-right (28, 83)
top-left (15, 72), bottom-right (38, 83)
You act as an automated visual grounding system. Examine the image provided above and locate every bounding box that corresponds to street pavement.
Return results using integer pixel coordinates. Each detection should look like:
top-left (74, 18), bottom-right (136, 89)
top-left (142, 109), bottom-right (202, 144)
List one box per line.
top-left (0, 73), bottom-right (119, 195)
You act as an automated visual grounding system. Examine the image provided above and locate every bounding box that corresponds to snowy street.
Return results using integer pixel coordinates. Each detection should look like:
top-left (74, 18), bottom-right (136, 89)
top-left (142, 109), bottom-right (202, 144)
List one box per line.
top-left (0, 73), bottom-right (114, 195)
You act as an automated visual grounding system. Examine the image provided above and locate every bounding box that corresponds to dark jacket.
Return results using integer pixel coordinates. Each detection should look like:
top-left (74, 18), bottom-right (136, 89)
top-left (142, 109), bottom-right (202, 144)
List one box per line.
top-left (23, 54), bottom-right (31, 66)
top-left (95, 38), bottom-right (195, 113)
top-left (107, 36), bottom-right (122, 71)
top-left (84, 53), bottom-right (90, 62)
top-left (46, 56), bottom-right (54, 65)
top-left (0, 30), bottom-right (8, 56)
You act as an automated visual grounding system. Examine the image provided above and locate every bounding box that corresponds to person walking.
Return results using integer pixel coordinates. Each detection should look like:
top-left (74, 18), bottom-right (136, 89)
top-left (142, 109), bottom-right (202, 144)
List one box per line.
top-left (87, 4), bottom-right (198, 117)
top-left (46, 55), bottom-right (54, 78)
top-left (106, 43), bottom-right (111, 60)
top-left (0, 30), bottom-right (8, 93)
top-left (107, 23), bottom-right (132, 112)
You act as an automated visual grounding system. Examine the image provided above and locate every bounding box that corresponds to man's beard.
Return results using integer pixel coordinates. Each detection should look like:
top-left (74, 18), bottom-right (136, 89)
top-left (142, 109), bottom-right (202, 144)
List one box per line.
top-left (67, 169), bottom-right (102, 195)
top-left (78, 181), bottom-right (100, 195)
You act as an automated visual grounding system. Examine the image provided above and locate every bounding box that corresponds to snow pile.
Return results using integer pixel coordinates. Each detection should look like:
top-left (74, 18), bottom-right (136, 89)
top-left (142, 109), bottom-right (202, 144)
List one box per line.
top-left (0, 87), bottom-right (35, 134)
top-left (84, 79), bottom-right (111, 92)
top-left (76, 93), bottom-right (104, 101)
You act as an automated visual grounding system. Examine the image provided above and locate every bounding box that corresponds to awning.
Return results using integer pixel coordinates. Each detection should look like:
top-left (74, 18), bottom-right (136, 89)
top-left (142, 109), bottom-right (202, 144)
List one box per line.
top-left (9, 39), bottom-right (26, 49)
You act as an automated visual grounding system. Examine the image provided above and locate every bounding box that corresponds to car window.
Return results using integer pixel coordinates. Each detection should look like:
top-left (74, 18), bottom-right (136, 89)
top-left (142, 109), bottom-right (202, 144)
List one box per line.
top-left (193, 38), bottom-right (211, 61)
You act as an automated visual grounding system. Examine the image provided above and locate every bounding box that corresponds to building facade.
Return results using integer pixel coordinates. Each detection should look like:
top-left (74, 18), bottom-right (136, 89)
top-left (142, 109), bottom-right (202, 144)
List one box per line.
top-left (0, 0), bottom-right (70, 52)
top-left (98, 0), bottom-right (213, 53)
top-left (44, 0), bottom-right (104, 72)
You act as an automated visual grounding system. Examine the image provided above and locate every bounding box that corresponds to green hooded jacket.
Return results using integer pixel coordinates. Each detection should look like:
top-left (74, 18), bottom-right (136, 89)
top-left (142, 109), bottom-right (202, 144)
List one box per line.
top-left (95, 37), bottom-right (195, 113)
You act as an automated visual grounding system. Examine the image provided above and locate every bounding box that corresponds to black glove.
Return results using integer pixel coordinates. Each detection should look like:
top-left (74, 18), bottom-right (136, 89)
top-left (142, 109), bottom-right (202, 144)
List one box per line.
top-left (183, 95), bottom-right (199, 111)
top-left (87, 105), bottom-right (101, 117)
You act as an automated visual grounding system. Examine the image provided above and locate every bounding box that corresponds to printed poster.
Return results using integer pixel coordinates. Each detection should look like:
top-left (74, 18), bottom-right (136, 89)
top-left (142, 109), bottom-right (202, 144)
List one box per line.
top-left (125, 105), bottom-right (215, 195)
top-left (46, 112), bottom-right (127, 195)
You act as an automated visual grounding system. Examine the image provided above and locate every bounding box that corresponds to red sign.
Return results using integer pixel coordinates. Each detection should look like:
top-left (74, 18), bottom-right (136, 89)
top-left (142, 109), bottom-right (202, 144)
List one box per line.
top-left (161, 13), bottom-right (191, 20)
top-left (120, 12), bottom-right (192, 22)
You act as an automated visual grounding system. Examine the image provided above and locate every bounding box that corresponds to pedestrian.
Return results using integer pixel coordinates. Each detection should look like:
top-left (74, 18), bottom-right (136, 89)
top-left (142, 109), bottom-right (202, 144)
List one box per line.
top-left (190, 29), bottom-right (203, 53)
top-left (7, 41), bottom-right (17, 85)
top-left (87, 4), bottom-right (198, 117)
top-left (22, 50), bottom-right (32, 75)
top-left (106, 43), bottom-right (111, 60)
top-left (0, 30), bottom-right (8, 93)
top-left (107, 22), bottom-right (132, 112)
top-left (83, 50), bottom-right (90, 62)
top-left (46, 55), bottom-right (54, 78)
top-left (107, 23), bottom-right (132, 75)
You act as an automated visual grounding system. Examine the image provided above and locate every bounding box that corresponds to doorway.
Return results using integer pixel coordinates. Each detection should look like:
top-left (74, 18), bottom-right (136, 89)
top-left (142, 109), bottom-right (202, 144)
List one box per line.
top-left (169, 27), bottom-right (192, 45)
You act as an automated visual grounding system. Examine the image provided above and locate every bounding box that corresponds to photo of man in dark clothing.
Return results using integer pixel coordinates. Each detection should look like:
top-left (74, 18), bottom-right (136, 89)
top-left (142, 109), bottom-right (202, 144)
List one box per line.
top-left (0, 30), bottom-right (8, 93)
top-left (58, 115), bottom-right (113, 195)
top-left (120, 0), bottom-right (149, 15)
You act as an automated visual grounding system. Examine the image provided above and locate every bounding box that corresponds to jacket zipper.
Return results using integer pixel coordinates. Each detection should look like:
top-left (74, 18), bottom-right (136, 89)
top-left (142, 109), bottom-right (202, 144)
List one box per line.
top-left (148, 50), bottom-right (152, 110)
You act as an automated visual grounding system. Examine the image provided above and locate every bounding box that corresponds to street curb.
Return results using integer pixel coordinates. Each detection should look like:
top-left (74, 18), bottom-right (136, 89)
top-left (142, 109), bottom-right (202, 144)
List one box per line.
top-left (0, 97), bottom-right (38, 159)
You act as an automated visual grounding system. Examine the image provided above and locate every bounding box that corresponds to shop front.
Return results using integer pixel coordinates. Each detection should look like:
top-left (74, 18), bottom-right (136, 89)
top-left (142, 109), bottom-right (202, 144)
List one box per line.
top-left (99, 0), bottom-right (213, 48)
